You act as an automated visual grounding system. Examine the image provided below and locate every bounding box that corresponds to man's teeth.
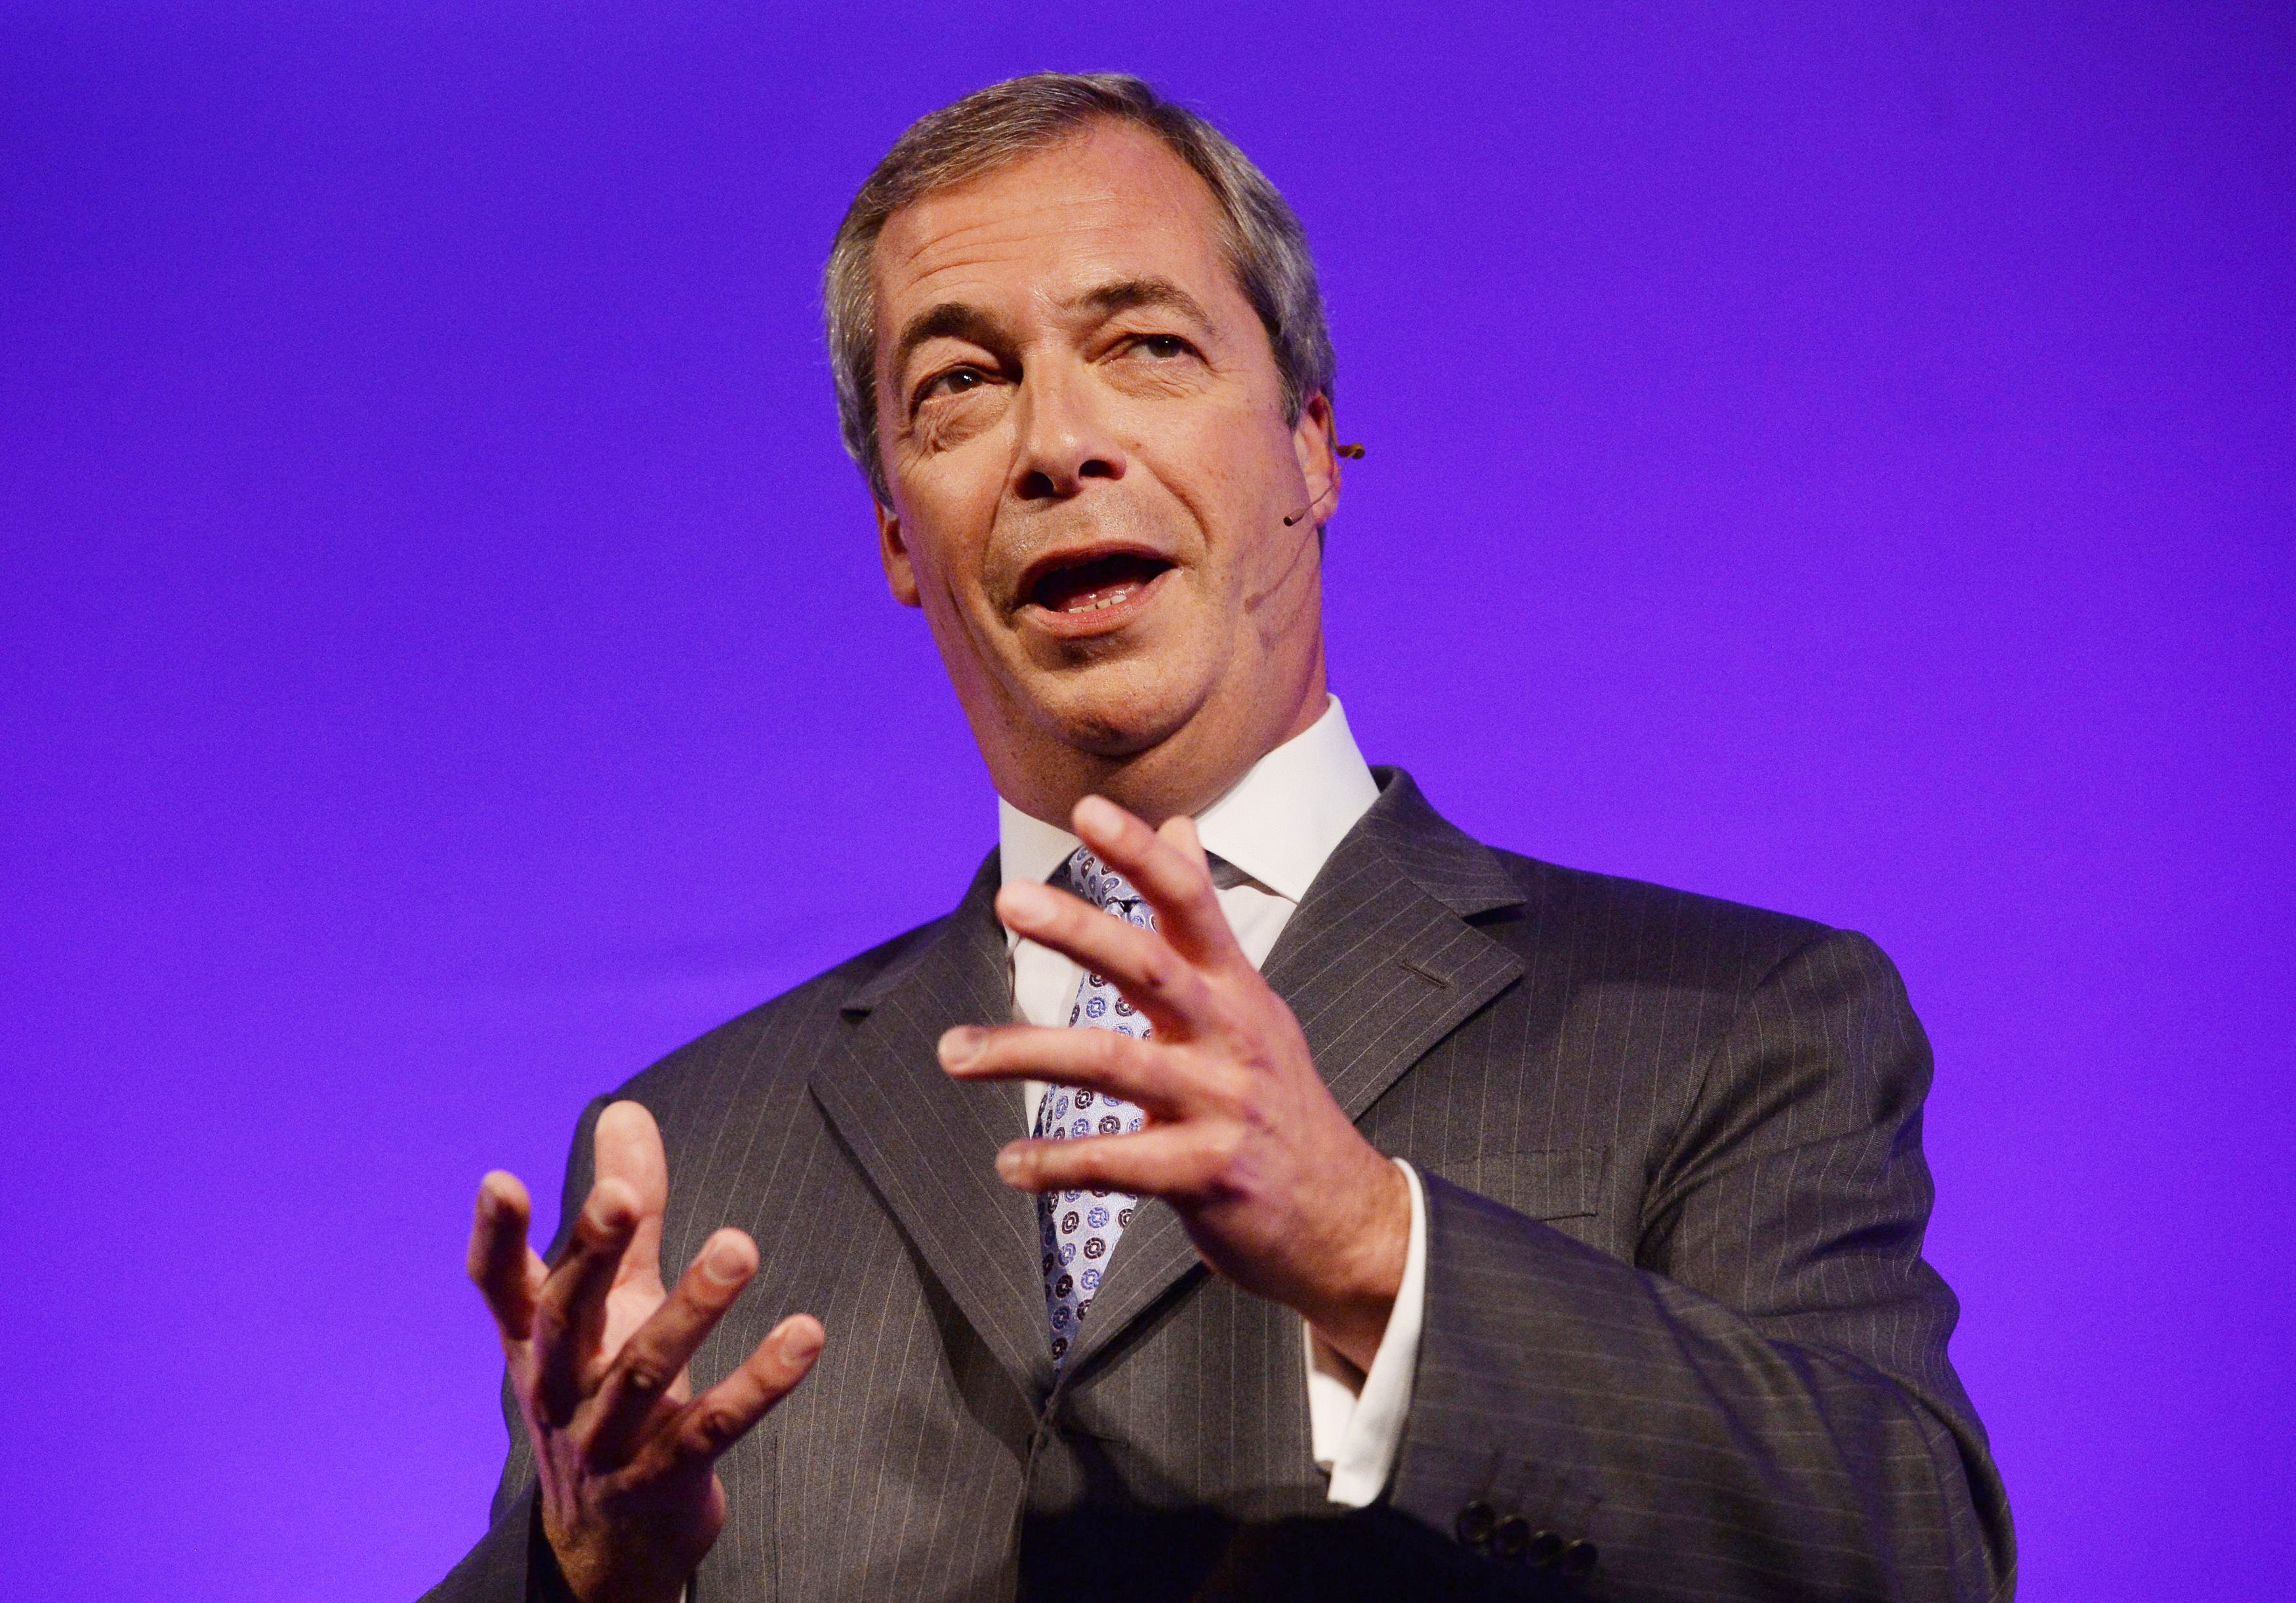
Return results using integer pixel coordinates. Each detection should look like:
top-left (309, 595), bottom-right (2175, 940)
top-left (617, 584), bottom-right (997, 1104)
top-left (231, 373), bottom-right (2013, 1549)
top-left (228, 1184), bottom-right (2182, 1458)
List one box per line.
top-left (1067, 587), bottom-right (1134, 613)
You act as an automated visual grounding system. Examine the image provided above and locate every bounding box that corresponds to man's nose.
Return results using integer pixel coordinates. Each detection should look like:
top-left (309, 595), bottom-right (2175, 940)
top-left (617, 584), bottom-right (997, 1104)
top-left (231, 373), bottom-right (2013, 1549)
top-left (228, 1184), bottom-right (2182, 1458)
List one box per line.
top-left (1009, 365), bottom-right (1126, 502)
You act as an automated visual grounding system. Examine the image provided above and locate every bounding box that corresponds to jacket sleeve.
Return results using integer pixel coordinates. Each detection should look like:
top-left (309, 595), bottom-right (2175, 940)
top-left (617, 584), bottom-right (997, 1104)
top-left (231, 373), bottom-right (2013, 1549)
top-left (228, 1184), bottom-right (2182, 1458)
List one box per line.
top-left (420, 1097), bottom-right (610, 1603)
top-left (1385, 928), bottom-right (2016, 1601)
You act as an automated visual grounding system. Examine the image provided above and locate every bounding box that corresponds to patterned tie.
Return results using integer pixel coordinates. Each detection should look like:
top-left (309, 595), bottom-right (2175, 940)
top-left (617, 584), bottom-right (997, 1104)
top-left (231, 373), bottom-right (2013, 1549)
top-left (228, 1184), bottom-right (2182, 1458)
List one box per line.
top-left (1035, 846), bottom-right (1153, 1367)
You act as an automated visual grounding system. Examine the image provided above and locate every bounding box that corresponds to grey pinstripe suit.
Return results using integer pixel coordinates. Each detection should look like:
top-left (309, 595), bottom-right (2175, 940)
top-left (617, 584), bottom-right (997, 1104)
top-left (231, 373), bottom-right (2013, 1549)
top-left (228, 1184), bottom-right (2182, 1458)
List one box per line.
top-left (428, 770), bottom-right (2013, 1601)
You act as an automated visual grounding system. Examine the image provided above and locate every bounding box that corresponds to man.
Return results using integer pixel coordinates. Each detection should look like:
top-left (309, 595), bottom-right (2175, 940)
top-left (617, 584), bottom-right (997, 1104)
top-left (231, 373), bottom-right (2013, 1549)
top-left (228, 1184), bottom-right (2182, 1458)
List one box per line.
top-left (429, 73), bottom-right (2013, 1602)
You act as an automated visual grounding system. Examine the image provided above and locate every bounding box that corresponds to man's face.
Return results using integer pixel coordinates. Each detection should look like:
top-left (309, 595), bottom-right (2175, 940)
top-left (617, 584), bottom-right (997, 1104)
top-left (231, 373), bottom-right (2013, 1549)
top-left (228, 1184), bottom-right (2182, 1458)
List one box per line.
top-left (870, 119), bottom-right (1336, 808)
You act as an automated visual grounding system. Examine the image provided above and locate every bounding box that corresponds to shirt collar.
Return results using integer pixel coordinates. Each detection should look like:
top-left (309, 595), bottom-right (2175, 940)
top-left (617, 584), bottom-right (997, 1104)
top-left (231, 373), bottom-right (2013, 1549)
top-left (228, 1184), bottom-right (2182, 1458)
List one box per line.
top-left (996, 695), bottom-right (1380, 905)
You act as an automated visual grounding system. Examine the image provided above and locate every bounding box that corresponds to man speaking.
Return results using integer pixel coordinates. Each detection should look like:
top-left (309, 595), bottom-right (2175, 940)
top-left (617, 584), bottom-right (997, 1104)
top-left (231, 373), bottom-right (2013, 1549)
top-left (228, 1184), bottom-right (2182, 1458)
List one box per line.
top-left (428, 73), bottom-right (2013, 1602)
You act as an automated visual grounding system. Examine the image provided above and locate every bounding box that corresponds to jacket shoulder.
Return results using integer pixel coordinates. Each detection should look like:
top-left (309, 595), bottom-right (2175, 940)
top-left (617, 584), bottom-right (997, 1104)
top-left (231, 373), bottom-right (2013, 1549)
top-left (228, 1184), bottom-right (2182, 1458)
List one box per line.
top-left (1475, 846), bottom-right (1848, 994)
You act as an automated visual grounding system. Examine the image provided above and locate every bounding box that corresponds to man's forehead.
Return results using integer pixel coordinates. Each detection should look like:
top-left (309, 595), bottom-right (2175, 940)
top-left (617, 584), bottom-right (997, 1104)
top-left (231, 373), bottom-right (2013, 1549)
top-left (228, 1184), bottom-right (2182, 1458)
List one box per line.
top-left (872, 123), bottom-right (1235, 329)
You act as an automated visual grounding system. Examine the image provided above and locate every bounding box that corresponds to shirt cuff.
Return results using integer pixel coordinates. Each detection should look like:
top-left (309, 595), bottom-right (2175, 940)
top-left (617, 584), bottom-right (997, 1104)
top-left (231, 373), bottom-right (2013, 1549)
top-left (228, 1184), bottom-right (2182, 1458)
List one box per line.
top-left (1303, 1157), bottom-right (1427, 1507)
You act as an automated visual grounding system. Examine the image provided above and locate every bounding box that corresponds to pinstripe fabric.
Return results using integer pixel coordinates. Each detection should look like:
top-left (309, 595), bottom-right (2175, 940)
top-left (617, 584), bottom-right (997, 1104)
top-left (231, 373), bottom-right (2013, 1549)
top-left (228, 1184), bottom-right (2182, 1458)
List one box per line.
top-left (425, 770), bottom-right (2011, 1602)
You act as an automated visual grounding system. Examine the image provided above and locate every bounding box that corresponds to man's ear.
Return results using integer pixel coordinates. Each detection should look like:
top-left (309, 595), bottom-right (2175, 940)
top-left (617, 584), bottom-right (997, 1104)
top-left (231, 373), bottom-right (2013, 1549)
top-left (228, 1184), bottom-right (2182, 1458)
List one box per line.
top-left (874, 495), bottom-right (923, 608)
top-left (1290, 390), bottom-right (1341, 530)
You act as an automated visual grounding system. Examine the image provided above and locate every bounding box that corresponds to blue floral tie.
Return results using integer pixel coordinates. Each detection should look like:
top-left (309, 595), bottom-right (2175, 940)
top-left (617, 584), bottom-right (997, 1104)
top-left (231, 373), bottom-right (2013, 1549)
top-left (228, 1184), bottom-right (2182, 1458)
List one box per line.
top-left (1035, 846), bottom-right (1152, 1368)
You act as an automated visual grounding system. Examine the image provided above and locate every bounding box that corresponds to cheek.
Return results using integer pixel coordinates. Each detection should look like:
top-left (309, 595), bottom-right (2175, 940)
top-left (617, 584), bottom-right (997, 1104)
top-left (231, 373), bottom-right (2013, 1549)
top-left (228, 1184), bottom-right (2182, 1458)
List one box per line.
top-left (892, 457), bottom-right (1014, 588)
top-left (1171, 416), bottom-right (1296, 577)
top-left (891, 486), bottom-right (997, 594)
top-left (903, 520), bottom-right (983, 616)
top-left (1195, 382), bottom-right (1292, 489)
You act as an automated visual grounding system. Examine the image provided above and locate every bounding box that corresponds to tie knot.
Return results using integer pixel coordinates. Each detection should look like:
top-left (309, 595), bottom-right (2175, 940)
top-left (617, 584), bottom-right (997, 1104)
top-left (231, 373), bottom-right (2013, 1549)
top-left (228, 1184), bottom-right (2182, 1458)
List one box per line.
top-left (1063, 847), bottom-right (1155, 928)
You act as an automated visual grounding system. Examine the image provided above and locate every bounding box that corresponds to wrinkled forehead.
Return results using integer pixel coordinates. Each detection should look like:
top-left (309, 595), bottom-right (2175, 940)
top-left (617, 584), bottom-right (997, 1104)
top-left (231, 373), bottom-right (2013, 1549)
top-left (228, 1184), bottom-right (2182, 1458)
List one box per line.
top-left (869, 122), bottom-right (1246, 357)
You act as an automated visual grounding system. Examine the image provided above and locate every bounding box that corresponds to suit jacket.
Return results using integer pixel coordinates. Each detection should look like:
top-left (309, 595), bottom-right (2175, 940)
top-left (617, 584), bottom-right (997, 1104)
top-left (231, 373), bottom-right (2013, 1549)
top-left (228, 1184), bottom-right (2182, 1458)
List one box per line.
top-left (426, 770), bottom-right (2014, 1602)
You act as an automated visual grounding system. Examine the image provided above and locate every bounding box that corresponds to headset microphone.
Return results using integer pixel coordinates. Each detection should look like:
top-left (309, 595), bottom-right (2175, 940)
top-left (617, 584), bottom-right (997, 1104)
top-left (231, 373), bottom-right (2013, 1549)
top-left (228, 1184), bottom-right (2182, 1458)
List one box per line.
top-left (1281, 442), bottom-right (1366, 527)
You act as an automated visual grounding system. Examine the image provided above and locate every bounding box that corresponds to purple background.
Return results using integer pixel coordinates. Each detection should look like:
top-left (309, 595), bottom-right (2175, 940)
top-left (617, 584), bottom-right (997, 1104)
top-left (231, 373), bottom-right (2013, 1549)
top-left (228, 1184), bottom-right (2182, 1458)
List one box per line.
top-left (3, 3), bottom-right (2289, 1598)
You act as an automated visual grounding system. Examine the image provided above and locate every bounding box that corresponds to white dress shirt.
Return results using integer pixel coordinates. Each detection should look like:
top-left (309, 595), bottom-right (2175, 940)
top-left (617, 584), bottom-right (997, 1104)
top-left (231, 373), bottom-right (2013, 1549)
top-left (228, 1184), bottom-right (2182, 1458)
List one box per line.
top-left (994, 696), bottom-right (1428, 1508)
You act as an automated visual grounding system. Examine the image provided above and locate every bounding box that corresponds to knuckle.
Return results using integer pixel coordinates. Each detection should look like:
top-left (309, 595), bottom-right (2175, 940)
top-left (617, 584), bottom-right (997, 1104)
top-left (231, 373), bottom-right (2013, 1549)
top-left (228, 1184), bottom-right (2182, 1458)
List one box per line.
top-left (691, 1404), bottom-right (743, 1449)
top-left (1138, 947), bottom-right (1178, 993)
top-left (1207, 1124), bottom-right (1249, 1175)
top-left (618, 1354), bottom-right (670, 1396)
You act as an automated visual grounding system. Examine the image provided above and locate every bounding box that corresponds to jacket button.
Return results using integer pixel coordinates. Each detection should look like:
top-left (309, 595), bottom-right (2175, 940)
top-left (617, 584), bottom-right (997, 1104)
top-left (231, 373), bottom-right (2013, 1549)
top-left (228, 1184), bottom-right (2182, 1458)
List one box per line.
top-left (1559, 1539), bottom-right (1599, 1577)
top-left (1492, 1516), bottom-right (1531, 1560)
top-left (1454, 1500), bottom-right (1497, 1549)
top-left (1525, 1530), bottom-right (1564, 1566)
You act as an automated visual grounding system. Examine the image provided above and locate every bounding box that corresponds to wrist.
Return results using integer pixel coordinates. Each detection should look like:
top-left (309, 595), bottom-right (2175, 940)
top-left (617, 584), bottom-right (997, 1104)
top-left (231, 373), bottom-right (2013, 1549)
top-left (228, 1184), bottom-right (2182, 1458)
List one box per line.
top-left (543, 1513), bottom-right (689, 1603)
top-left (1303, 1154), bottom-right (1410, 1372)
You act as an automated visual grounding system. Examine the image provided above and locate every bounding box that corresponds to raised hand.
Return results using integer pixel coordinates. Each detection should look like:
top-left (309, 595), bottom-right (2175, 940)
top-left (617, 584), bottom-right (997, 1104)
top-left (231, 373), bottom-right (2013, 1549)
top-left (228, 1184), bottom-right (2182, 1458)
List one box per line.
top-left (467, 1100), bottom-right (823, 1603)
top-left (937, 795), bottom-right (1411, 1372)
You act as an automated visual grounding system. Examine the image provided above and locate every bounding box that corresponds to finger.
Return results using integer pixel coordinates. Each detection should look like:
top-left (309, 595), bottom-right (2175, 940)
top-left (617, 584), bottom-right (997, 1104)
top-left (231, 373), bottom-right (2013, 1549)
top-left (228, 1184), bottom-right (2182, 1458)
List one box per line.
top-left (994, 1125), bottom-right (1224, 1201)
top-left (531, 1176), bottom-right (643, 1425)
top-left (1160, 812), bottom-right (1213, 881)
top-left (993, 879), bottom-right (1216, 1033)
top-left (467, 1171), bottom-right (546, 1345)
top-left (663, 1315), bottom-right (826, 1468)
top-left (592, 1100), bottom-right (668, 1292)
top-left (586, 1229), bottom-right (758, 1465)
top-left (939, 1023), bottom-right (1204, 1119)
top-left (1073, 795), bottom-right (1242, 965)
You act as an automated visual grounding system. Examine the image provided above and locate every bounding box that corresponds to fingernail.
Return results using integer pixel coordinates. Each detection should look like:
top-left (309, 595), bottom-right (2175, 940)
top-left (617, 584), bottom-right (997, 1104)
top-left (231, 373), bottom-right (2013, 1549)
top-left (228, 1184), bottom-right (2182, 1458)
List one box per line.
top-left (1075, 795), bottom-right (1120, 835)
top-left (704, 1237), bottom-right (749, 1284)
top-left (938, 1027), bottom-right (983, 1070)
top-left (784, 1322), bottom-right (824, 1362)
top-left (995, 1148), bottom-right (1024, 1182)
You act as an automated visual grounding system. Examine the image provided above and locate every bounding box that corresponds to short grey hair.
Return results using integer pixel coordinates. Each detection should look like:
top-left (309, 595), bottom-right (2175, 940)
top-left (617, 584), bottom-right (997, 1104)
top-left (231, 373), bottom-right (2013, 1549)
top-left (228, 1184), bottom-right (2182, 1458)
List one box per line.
top-left (824, 72), bottom-right (1336, 504)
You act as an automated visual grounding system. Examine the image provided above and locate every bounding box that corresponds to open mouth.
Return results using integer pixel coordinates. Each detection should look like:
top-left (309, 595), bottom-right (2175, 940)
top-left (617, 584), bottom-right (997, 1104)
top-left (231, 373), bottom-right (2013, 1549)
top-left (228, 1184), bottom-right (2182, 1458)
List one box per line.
top-left (1022, 550), bottom-right (1176, 617)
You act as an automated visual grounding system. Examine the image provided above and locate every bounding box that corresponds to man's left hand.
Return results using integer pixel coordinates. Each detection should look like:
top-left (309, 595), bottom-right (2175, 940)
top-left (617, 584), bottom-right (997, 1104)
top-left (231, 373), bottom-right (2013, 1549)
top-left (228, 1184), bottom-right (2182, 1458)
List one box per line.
top-left (937, 795), bottom-right (1409, 1372)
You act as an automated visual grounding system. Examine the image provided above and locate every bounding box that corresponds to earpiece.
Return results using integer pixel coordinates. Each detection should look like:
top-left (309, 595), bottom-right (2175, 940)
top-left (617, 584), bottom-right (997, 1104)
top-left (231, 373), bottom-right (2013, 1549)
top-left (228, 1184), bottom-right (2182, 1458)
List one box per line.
top-left (1281, 443), bottom-right (1365, 527)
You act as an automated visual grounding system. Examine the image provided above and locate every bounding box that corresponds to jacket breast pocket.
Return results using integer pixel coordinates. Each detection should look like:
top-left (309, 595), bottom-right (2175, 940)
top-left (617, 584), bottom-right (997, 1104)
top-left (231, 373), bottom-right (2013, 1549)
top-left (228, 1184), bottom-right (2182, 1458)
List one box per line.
top-left (1429, 1147), bottom-right (1610, 1243)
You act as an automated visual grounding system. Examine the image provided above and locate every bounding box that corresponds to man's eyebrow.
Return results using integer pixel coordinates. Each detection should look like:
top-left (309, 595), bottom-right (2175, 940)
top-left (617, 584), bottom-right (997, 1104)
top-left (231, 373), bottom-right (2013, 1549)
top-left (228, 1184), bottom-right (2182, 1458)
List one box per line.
top-left (1069, 277), bottom-right (1216, 329)
top-left (892, 302), bottom-right (1008, 381)
top-left (889, 280), bottom-right (1214, 383)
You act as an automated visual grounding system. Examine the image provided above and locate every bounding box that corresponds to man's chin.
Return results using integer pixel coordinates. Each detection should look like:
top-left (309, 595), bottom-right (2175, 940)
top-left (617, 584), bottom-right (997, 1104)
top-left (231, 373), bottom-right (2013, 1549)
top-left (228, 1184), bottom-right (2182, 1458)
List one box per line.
top-left (1017, 665), bottom-right (1216, 766)
top-left (1037, 705), bottom-right (1194, 764)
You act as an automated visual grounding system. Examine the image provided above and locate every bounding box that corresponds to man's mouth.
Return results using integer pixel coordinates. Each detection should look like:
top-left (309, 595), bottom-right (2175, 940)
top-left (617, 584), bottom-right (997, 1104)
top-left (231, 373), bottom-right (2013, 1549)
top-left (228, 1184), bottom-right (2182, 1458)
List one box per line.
top-left (1020, 550), bottom-right (1176, 619)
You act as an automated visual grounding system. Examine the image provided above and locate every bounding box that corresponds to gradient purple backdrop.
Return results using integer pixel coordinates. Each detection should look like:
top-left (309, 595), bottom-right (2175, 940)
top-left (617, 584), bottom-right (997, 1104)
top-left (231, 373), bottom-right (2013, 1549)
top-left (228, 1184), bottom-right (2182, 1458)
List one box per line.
top-left (3, 3), bottom-right (2289, 1598)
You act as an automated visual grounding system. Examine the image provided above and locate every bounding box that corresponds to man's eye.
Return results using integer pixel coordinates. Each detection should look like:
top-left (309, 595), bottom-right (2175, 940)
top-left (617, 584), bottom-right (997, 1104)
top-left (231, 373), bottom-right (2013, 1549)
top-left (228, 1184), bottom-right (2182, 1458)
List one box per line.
top-left (1134, 335), bottom-right (1189, 359)
top-left (921, 367), bottom-right (989, 402)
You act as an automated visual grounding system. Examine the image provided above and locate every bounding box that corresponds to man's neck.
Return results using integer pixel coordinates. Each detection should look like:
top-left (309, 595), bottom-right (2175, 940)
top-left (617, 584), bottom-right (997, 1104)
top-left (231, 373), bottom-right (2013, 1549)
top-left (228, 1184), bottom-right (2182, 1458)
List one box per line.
top-left (998, 695), bottom-right (1377, 907)
top-left (990, 673), bottom-right (1331, 831)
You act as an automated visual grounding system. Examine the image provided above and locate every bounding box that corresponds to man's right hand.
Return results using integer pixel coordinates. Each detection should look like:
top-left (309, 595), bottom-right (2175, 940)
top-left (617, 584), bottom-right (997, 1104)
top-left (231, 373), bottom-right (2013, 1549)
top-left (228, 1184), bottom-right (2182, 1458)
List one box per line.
top-left (467, 1100), bottom-right (824, 1603)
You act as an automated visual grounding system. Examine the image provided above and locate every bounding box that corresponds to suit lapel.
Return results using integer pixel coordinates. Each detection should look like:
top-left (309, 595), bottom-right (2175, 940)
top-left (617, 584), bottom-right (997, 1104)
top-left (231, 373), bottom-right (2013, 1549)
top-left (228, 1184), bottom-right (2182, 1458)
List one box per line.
top-left (810, 853), bottom-right (1057, 1403)
top-left (1067, 771), bottom-right (1528, 1377)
